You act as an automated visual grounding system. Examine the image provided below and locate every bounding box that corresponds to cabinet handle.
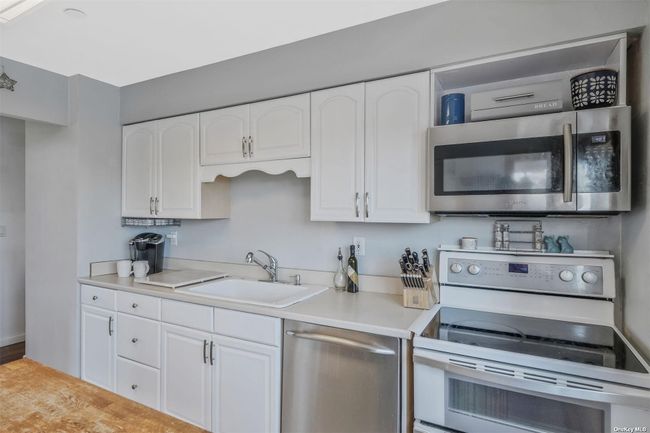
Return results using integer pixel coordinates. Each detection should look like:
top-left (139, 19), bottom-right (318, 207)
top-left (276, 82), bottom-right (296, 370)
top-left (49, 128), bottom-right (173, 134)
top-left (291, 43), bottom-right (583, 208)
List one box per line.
top-left (131, 303), bottom-right (138, 309)
top-left (154, 197), bottom-right (159, 215)
top-left (355, 193), bottom-right (360, 218)
top-left (209, 341), bottom-right (214, 365)
top-left (131, 384), bottom-right (138, 390)
top-left (203, 339), bottom-right (208, 364)
top-left (92, 295), bottom-right (98, 301)
top-left (365, 192), bottom-right (369, 218)
top-left (248, 136), bottom-right (253, 158)
top-left (131, 337), bottom-right (138, 343)
top-left (108, 316), bottom-right (113, 336)
top-left (149, 197), bottom-right (154, 215)
top-left (242, 136), bottom-right (247, 158)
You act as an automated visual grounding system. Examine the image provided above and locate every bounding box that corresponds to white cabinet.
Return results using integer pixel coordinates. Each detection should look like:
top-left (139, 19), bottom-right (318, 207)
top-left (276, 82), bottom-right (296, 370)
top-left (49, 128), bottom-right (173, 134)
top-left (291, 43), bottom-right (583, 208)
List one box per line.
top-left (200, 94), bottom-right (310, 166)
top-left (122, 114), bottom-right (230, 219)
top-left (212, 336), bottom-right (281, 433)
top-left (310, 73), bottom-right (430, 223)
top-left (310, 84), bottom-right (365, 222)
top-left (161, 323), bottom-right (213, 430)
top-left (122, 121), bottom-right (156, 218)
top-left (80, 305), bottom-right (116, 391)
top-left (365, 72), bottom-right (430, 223)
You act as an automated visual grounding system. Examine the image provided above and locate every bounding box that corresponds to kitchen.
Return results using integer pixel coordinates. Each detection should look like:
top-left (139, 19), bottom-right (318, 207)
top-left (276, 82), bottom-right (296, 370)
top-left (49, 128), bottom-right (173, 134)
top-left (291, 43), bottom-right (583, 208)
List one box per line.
top-left (0, 0), bottom-right (649, 432)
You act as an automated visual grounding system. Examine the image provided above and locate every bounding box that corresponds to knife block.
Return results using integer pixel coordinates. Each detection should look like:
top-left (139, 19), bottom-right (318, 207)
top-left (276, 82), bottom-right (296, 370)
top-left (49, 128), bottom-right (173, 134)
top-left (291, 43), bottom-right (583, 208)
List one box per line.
top-left (402, 277), bottom-right (435, 309)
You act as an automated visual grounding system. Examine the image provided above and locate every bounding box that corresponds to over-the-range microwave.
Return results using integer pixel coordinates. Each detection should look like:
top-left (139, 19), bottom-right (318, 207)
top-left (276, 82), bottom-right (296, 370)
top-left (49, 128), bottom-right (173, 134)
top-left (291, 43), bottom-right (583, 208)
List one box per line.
top-left (428, 106), bottom-right (630, 214)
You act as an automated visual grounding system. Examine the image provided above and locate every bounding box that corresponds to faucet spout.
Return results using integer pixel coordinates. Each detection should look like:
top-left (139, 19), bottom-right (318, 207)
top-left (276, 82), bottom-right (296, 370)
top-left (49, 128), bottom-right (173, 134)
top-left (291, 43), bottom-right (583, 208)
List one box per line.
top-left (245, 250), bottom-right (279, 282)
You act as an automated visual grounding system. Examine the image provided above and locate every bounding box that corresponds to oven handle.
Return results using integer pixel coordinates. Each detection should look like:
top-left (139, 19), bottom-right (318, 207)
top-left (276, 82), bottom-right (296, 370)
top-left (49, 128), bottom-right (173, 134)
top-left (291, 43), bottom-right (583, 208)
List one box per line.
top-left (563, 123), bottom-right (573, 203)
top-left (414, 352), bottom-right (650, 408)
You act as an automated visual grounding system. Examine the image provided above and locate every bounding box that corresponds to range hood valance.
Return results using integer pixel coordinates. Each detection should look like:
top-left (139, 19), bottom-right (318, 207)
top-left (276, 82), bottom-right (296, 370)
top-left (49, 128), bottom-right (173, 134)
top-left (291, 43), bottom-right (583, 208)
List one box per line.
top-left (200, 157), bottom-right (311, 182)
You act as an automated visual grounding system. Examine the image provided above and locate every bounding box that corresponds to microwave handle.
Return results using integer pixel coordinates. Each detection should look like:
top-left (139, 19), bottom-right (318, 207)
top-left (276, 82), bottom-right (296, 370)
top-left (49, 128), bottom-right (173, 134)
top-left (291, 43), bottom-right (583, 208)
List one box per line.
top-left (563, 123), bottom-right (573, 203)
top-left (414, 352), bottom-right (650, 408)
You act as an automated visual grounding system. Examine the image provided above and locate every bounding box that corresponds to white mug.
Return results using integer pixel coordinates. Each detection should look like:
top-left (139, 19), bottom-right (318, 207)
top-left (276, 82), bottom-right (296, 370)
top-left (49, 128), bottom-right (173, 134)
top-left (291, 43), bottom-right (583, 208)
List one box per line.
top-left (117, 260), bottom-right (133, 278)
top-left (460, 237), bottom-right (478, 250)
top-left (133, 261), bottom-right (150, 278)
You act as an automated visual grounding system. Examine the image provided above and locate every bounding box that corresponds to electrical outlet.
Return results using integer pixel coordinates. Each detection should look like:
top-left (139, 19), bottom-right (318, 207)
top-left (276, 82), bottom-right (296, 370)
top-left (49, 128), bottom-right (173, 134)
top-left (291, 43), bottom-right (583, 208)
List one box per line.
top-left (353, 236), bottom-right (366, 256)
top-left (166, 231), bottom-right (178, 246)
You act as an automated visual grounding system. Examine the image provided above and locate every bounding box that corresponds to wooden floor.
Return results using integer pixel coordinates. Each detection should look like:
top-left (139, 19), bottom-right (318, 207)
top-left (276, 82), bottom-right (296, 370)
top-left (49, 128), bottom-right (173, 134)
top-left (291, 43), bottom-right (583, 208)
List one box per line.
top-left (0, 342), bottom-right (24, 365)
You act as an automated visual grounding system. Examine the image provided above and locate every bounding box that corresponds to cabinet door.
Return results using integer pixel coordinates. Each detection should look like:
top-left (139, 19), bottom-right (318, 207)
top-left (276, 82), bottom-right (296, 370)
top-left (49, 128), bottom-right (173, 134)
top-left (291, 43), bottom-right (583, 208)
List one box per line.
top-left (122, 122), bottom-right (156, 217)
top-left (310, 84), bottom-right (365, 222)
top-left (157, 114), bottom-right (200, 219)
top-left (249, 94), bottom-right (310, 161)
top-left (200, 105), bottom-right (250, 165)
top-left (80, 305), bottom-right (115, 391)
top-left (212, 336), bottom-right (281, 433)
top-left (161, 324), bottom-right (212, 430)
top-left (365, 72), bottom-right (430, 223)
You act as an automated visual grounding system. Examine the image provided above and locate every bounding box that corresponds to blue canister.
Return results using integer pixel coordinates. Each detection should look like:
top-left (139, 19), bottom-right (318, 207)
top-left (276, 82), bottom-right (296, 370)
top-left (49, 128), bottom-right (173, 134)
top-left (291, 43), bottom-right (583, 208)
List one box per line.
top-left (440, 93), bottom-right (465, 125)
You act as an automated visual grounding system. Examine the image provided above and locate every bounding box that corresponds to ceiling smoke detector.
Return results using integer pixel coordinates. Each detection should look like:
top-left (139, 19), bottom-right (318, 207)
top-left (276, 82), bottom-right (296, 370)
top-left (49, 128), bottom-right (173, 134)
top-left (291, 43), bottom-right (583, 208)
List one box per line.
top-left (0, 0), bottom-right (45, 23)
top-left (63, 7), bottom-right (85, 19)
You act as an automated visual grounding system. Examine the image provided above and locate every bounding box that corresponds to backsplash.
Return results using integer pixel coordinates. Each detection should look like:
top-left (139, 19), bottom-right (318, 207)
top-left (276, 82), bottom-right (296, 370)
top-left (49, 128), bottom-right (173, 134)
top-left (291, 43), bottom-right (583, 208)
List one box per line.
top-left (163, 172), bottom-right (622, 277)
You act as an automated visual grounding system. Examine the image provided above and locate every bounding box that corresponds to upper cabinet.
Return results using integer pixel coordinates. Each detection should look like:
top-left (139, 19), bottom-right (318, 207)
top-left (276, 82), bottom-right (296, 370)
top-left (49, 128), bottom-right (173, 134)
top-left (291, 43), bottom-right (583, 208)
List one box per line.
top-left (122, 114), bottom-right (230, 220)
top-left (310, 73), bottom-right (430, 223)
top-left (200, 94), bottom-right (310, 166)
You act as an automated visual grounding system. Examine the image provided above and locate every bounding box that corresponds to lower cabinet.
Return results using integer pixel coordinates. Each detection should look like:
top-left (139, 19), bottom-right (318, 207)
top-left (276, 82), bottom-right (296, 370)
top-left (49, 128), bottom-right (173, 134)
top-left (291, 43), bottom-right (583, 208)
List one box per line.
top-left (212, 335), bottom-right (281, 433)
top-left (161, 323), bottom-right (213, 430)
top-left (80, 304), bottom-right (116, 391)
top-left (116, 357), bottom-right (160, 410)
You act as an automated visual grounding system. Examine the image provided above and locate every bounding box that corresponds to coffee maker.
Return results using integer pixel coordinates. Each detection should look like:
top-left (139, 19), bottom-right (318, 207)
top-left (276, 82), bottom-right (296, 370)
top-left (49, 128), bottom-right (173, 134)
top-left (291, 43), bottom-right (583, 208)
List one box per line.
top-left (129, 233), bottom-right (165, 275)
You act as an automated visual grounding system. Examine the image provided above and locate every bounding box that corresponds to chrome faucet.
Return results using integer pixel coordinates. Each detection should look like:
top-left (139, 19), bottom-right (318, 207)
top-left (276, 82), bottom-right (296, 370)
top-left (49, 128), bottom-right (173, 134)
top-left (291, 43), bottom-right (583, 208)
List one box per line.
top-left (245, 250), bottom-right (279, 282)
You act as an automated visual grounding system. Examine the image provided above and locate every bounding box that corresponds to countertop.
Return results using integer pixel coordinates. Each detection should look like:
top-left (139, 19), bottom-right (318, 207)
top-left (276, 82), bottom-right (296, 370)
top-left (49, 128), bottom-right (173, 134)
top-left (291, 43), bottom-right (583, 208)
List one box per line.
top-left (78, 274), bottom-right (426, 339)
top-left (0, 358), bottom-right (207, 433)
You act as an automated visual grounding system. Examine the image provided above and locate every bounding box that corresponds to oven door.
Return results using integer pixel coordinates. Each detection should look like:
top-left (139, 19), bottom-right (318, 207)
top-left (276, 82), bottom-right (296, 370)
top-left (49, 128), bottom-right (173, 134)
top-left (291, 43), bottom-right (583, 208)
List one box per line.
top-left (414, 349), bottom-right (650, 433)
top-left (429, 111), bottom-right (577, 213)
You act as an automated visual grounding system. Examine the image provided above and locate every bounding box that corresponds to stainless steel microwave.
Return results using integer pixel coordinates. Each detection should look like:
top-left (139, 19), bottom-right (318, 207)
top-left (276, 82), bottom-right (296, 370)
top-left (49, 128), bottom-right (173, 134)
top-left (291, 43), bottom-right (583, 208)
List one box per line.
top-left (428, 106), bottom-right (630, 214)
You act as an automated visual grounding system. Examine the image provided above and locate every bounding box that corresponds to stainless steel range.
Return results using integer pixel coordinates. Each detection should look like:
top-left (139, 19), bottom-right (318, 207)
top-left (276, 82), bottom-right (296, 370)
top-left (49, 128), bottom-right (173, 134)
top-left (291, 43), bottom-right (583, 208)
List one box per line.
top-left (412, 247), bottom-right (650, 433)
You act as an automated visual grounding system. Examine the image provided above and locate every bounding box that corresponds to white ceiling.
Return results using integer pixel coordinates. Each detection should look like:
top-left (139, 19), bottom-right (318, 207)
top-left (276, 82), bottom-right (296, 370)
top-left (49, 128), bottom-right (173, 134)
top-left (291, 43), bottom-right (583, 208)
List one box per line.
top-left (0, 0), bottom-right (443, 87)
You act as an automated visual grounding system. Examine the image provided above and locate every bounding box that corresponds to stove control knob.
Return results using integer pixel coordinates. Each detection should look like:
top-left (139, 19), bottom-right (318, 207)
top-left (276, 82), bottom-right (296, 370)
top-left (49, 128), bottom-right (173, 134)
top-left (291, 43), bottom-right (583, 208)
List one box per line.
top-left (582, 271), bottom-right (598, 284)
top-left (559, 270), bottom-right (574, 282)
top-left (467, 264), bottom-right (481, 275)
top-left (450, 263), bottom-right (463, 274)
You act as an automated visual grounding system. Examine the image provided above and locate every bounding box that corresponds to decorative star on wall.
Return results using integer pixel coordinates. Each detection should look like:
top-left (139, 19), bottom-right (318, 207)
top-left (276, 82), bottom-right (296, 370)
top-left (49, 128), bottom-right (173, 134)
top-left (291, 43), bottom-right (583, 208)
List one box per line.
top-left (0, 71), bottom-right (17, 91)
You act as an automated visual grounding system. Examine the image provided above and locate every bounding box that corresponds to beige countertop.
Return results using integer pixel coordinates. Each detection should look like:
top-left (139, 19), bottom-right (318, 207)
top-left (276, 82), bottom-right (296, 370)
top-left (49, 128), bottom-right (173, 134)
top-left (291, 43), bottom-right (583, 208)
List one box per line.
top-left (78, 274), bottom-right (426, 339)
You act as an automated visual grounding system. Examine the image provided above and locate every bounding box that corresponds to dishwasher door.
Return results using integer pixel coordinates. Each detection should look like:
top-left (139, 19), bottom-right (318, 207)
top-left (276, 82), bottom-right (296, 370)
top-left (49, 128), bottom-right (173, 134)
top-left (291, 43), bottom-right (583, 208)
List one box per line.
top-left (282, 320), bottom-right (400, 433)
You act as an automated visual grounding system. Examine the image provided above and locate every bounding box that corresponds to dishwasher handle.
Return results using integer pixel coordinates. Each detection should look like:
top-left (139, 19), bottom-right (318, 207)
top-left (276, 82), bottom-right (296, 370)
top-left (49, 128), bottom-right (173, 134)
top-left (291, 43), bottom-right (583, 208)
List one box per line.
top-left (285, 330), bottom-right (395, 355)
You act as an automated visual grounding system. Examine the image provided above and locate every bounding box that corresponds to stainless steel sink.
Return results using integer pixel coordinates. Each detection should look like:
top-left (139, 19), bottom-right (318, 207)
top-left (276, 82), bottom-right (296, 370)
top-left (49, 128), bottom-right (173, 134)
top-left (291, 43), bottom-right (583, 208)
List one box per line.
top-left (176, 278), bottom-right (328, 308)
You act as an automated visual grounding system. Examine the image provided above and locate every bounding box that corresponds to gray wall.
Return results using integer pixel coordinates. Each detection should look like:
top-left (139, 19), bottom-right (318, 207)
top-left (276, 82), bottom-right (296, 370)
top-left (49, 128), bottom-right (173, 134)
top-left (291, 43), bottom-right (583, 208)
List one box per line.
top-left (25, 76), bottom-right (136, 375)
top-left (0, 116), bottom-right (25, 347)
top-left (621, 3), bottom-right (650, 358)
top-left (0, 57), bottom-right (68, 126)
top-left (121, 0), bottom-right (648, 124)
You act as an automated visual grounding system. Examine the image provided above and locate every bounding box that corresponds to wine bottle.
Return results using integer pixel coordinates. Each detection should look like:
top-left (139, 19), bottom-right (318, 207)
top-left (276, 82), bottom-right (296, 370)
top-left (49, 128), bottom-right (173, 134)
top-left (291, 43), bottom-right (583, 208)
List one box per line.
top-left (347, 245), bottom-right (359, 293)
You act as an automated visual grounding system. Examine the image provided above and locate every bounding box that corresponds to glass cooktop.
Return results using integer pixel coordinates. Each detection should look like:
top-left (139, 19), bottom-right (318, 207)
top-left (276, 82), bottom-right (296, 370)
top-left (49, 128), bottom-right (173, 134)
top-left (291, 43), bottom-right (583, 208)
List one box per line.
top-left (421, 307), bottom-right (647, 373)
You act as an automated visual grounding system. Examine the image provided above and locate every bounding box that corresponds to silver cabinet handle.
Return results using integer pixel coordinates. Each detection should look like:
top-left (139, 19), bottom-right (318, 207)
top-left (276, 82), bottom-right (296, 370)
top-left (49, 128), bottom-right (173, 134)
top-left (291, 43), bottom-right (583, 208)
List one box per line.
top-left (414, 352), bottom-right (650, 408)
top-left (248, 136), bottom-right (253, 158)
top-left (355, 192), bottom-right (360, 218)
top-left (203, 339), bottom-right (208, 364)
top-left (154, 197), bottom-right (159, 215)
top-left (92, 295), bottom-right (98, 301)
top-left (131, 303), bottom-right (138, 309)
top-left (563, 123), bottom-right (573, 203)
top-left (149, 197), bottom-right (154, 215)
top-left (285, 331), bottom-right (395, 355)
top-left (108, 316), bottom-right (113, 336)
top-left (131, 384), bottom-right (138, 390)
top-left (365, 192), bottom-right (369, 218)
top-left (242, 136), bottom-right (247, 158)
top-left (209, 341), bottom-right (214, 365)
top-left (131, 337), bottom-right (138, 343)
top-left (493, 92), bottom-right (535, 102)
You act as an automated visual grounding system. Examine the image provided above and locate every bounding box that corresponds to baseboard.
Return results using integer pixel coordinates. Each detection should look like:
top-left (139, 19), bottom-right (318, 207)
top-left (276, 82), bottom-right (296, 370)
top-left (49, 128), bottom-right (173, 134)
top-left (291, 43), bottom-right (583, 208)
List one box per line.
top-left (0, 333), bottom-right (25, 347)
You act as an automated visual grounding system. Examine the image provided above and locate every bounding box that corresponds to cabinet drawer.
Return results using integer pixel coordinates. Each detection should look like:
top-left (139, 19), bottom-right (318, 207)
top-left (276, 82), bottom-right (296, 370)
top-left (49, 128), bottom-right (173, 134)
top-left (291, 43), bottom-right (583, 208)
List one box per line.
top-left (117, 291), bottom-right (161, 320)
top-left (81, 285), bottom-right (116, 310)
top-left (116, 357), bottom-right (160, 410)
top-left (214, 308), bottom-right (281, 347)
top-left (162, 299), bottom-right (213, 332)
top-left (117, 313), bottom-right (161, 368)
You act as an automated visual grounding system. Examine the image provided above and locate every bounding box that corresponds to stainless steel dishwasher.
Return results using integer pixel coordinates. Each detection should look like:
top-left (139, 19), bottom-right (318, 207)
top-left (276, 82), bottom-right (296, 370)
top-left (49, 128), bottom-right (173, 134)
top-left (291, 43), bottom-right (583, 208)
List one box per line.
top-left (282, 320), bottom-right (400, 433)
